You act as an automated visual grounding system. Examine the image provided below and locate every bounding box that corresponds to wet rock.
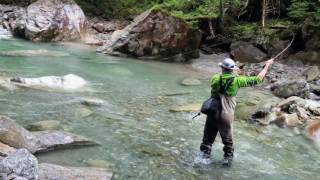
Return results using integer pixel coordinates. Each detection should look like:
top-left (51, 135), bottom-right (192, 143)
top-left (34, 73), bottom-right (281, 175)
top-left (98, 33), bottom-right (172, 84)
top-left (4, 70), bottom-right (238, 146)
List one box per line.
top-left (0, 149), bottom-right (38, 180)
top-left (169, 103), bottom-right (201, 113)
top-left (38, 163), bottom-right (113, 180)
top-left (0, 49), bottom-right (69, 57)
top-left (11, 74), bottom-right (87, 90)
top-left (276, 96), bottom-right (306, 112)
top-left (75, 107), bottom-right (94, 117)
top-left (285, 113), bottom-right (303, 127)
top-left (86, 159), bottom-right (113, 169)
top-left (0, 142), bottom-right (16, 157)
top-left (230, 41), bottom-right (267, 63)
top-left (27, 120), bottom-right (61, 131)
top-left (0, 116), bottom-right (97, 154)
top-left (305, 66), bottom-right (320, 82)
top-left (97, 9), bottom-right (201, 61)
top-left (181, 78), bottom-right (201, 86)
top-left (81, 98), bottom-right (105, 107)
top-left (11, 0), bottom-right (87, 42)
top-left (32, 131), bottom-right (98, 153)
top-left (306, 119), bottom-right (320, 143)
top-left (271, 79), bottom-right (309, 98)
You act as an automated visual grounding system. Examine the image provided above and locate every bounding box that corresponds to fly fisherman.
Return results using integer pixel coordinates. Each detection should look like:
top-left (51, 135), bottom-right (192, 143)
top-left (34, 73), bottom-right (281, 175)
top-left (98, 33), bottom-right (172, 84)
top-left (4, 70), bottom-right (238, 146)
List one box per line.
top-left (200, 57), bottom-right (274, 166)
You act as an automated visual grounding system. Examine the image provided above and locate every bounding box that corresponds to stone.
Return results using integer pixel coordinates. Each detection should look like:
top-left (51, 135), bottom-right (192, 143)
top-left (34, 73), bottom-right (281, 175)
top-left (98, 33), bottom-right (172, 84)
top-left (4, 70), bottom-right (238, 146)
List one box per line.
top-left (11, 74), bottom-right (87, 90)
top-left (75, 107), bottom-right (94, 117)
top-left (169, 104), bottom-right (201, 113)
top-left (11, 0), bottom-right (87, 42)
top-left (181, 78), bottom-right (201, 86)
top-left (86, 159), bottom-right (113, 169)
top-left (97, 9), bottom-right (201, 61)
top-left (305, 66), bottom-right (320, 82)
top-left (92, 23), bottom-right (105, 33)
top-left (0, 149), bottom-right (38, 180)
top-left (27, 120), bottom-right (61, 131)
top-left (0, 142), bottom-right (16, 157)
top-left (230, 41), bottom-right (267, 63)
top-left (306, 119), bottom-right (320, 143)
top-left (296, 106), bottom-right (309, 122)
top-left (271, 79), bottom-right (309, 98)
top-left (38, 163), bottom-right (113, 180)
top-left (81, 98), bottom-right (105, 107)
top-left (0, 116), bottom-right (97, 154)
top-left (32, 130), bottom-right (98, 153)
top-left (285, 113), bottom-right (302, 127)
top-left (276, 96), bottom-right (306, 112)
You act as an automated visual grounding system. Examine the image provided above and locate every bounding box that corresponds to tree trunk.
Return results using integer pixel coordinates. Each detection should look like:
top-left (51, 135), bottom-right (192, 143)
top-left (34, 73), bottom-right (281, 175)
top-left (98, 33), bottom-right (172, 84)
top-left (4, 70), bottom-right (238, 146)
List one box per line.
top-left (262, 0), bottom-right (266, 31)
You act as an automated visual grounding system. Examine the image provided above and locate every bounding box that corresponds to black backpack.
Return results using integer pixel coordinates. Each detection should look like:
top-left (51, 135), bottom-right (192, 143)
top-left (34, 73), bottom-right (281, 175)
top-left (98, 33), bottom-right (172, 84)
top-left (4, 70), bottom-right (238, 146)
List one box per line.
top-left (200, 75), bottom-right (235, 115)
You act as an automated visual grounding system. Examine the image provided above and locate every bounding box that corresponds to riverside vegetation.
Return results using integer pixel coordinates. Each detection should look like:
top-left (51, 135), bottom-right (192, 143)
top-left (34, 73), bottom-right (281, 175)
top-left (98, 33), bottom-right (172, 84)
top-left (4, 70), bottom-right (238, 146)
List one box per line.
top-left (0, 0), bottom-right (319, 179)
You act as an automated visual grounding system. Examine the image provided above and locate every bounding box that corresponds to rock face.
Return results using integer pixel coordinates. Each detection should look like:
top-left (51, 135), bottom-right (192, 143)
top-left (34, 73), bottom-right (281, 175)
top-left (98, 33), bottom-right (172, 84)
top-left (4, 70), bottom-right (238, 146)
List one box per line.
top-left (11, 0), bottom-right (87, 42)
top-left (0, 116), bottom-right (97, 154)
top-left (271, 79), bottom-right (309, 98)
top-left (38, 163), bottom-right (113, 180)
top-left (230, 41), bottom-right (267, 63)
top-left (97, 9), bottom-right (201, 61)
top-left (0, 149), bottom-right (38, 180)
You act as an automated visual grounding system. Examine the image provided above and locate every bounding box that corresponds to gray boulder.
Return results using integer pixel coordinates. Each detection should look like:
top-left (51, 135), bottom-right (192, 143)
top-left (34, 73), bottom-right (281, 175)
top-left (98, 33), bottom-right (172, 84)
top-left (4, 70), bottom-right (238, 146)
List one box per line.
top-left (230, 41), bottom-right (267, 63)
top-left (271, 79), bottom-right (309, 98)
top-left (0, 149), bottom-right (38, 180)
top-left (0, 116), bottom-right (97, 154)
top-left (39, 163), bottom-right (113, 180)
top-left (97, 9), bottom-right (201, 61)
top-left (11, 0), bottom-right (87, 42)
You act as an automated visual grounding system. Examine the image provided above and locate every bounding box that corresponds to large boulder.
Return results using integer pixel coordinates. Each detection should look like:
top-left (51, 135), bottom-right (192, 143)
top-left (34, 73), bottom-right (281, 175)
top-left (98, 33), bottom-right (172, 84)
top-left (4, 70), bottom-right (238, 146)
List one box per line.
top-left (271, 79), bottom-right (309, 98)
top-left (38, 163), bottom-right (113, 180)
top-left (0, 149), bottom-right (38, 180)
top-left (230, 41), bottom-right (267, 63)
top-left (0, 116), bottom-right (97, 154)
top-left (11, 0), bottom-right (87, 42)
top-left (97, 9), bottom-right (201, 61)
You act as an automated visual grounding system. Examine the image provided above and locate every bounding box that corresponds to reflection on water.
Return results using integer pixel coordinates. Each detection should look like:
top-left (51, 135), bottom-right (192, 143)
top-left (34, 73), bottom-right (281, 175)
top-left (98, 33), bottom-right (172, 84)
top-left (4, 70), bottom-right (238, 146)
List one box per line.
top-left (0, 38), bottom-right (319, 179)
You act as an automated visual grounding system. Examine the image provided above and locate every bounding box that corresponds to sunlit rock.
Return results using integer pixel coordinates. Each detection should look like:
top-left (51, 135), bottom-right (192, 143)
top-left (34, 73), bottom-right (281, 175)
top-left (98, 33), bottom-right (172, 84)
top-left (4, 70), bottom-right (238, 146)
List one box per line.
top-left (10, 74), bottom-right (87, 90)
top-left (181, 78), bottom-right (201, 86)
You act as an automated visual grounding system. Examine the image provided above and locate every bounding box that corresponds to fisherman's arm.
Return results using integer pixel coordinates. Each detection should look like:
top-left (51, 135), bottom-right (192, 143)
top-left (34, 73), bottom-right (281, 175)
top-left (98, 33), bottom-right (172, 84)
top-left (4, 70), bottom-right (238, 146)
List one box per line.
top-left (258, 58), bottom-right (274, 80)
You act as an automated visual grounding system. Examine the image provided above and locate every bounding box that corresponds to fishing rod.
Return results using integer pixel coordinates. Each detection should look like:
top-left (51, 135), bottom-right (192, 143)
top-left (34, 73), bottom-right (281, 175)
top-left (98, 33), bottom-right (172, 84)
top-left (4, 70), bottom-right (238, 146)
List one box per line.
top-left (270, 31), bottom-right (295, 60)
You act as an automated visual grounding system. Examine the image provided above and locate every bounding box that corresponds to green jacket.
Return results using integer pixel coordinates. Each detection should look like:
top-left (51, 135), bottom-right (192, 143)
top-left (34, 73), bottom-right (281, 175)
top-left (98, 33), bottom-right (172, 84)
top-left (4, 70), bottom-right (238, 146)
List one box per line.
top-left (211, 72), bottom-right (262, 97)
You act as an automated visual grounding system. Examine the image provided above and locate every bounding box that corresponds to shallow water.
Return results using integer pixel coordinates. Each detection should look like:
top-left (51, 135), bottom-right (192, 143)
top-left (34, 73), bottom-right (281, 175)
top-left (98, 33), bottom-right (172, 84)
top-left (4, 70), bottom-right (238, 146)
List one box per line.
top-left (0, 36), bottom-right (319, 180)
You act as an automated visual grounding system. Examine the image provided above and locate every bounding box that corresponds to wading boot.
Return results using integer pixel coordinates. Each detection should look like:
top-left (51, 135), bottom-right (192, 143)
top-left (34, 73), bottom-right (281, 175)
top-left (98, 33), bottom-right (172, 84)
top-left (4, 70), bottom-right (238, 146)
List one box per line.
top-left (222, 157), bottom-right (233, 167)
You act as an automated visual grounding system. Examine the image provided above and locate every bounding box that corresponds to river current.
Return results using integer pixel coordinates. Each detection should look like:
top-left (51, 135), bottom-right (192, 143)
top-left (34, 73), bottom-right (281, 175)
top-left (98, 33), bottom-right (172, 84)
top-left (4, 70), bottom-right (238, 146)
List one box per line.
top-left (0, 35), bottom-right (319, 179)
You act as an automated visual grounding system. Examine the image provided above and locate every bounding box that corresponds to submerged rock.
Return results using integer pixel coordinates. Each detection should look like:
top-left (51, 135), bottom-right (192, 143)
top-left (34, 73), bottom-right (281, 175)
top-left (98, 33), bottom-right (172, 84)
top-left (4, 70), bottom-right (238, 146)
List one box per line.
top-left (27, 120), bottom-right (61, 131)
top-left (170, 104), bottom-right (201, 113)
top-left (0, 49), bottom-right (69, 57)
top-left (0, 116), bottom-right (97, 154)
top-left (74, 107), bottom-right (94, 117)
top-left (86, 159), bottom-right (113, 169)
top-left (0, 149), bottom-right (38, 180)
top-left (181, 78), bottom-right (201, 86)
top-left (80, 98), bottom-right (105, 107)
top-left (97, 9), bottom-right (201, 61)
top-left (11, 0), bottom-right (87, 42)
top-left (11, 74), bottom-right (87, 90)
top-left (38, 163), bottom-right (113, 180)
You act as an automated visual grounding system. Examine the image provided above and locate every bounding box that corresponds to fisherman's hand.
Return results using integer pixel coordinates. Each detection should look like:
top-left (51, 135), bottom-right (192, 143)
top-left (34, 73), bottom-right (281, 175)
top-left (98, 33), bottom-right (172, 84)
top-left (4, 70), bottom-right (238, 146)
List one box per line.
top-left (265, 58), bottom-right (274, 67)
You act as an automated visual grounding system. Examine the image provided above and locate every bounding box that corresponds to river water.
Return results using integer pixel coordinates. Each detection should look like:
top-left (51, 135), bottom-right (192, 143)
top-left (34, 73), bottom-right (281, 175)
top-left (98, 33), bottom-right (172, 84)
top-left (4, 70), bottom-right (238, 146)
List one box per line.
top-left (0, 35), bottom-right (319, 179)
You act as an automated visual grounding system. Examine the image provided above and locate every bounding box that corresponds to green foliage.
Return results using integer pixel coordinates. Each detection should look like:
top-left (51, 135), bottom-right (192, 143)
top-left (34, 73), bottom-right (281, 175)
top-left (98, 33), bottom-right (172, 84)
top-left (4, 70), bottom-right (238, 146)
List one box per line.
top-left (288, 0), bottom-right (320, 27)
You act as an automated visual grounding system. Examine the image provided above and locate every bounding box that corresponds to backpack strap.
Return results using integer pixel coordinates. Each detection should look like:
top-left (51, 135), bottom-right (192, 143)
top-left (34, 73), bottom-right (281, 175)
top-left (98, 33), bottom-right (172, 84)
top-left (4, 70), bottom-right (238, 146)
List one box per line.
top-left (219, 75), bottom-right (235, 94)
